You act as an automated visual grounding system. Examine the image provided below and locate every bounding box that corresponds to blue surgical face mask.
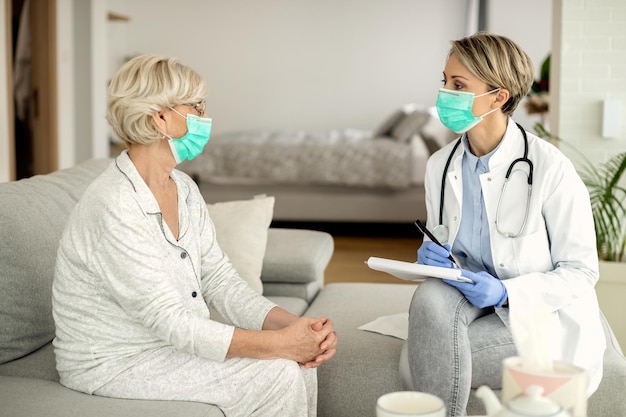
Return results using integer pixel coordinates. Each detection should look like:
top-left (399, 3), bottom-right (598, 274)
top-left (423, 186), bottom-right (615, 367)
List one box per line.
top-left (435, 87), bottom-right (500, 134)
top-left (166, 110), bottom-right (212, 164)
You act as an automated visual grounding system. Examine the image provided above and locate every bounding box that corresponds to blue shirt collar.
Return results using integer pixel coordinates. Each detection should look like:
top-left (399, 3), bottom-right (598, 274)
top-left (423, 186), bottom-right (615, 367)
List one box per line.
top-left (462, 133), bottom-right (500, 174)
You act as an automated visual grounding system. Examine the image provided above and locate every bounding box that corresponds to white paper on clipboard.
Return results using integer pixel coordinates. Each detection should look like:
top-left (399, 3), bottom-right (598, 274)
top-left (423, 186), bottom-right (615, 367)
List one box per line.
top-left (365, 257), bottom-right (472, 282)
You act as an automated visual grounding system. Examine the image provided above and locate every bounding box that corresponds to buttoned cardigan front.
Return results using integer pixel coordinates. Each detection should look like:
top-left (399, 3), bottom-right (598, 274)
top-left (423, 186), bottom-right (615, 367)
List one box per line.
top-left (52, 152), bottom-right (276, 394)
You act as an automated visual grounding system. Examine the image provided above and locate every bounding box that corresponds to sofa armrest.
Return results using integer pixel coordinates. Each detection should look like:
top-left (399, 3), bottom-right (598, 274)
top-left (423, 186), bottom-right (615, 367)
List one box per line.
top-left (261, 228), bottom-right (334, 301)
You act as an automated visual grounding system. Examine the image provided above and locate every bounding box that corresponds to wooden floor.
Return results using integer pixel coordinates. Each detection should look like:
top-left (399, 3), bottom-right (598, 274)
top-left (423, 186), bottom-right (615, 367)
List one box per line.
top-left (324, 235), bottom-right (422, 285)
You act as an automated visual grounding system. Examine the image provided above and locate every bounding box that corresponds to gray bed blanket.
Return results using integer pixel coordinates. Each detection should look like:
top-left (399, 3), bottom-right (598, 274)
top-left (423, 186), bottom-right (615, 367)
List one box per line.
top-left (181, 129), bottom-right (413, 189)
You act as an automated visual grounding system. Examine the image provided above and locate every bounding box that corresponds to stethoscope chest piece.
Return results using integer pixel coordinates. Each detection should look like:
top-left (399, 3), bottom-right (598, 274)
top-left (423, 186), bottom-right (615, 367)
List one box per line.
top-left (433, 224), bottom-right (449, 244)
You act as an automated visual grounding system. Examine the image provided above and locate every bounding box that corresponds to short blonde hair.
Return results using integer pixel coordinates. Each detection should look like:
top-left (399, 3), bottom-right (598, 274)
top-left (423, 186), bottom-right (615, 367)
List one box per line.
top-left (106, 54), bottom-right (208, 146)
top-left (449, 32), bottom-right (534, 116)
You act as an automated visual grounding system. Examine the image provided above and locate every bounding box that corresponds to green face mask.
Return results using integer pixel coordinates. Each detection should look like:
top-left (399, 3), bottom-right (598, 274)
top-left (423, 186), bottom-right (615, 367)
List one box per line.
top-left (435, 87), bottom-right (500, 134)
top-left (167, 113), bottom-right (213, 164)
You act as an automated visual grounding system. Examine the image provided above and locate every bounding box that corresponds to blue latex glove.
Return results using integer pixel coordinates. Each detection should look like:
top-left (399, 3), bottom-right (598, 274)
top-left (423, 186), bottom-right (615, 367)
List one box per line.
top-left (443, 269), bottom-right (508, 308)
top-left (417, 241), bottom-right (454, 268)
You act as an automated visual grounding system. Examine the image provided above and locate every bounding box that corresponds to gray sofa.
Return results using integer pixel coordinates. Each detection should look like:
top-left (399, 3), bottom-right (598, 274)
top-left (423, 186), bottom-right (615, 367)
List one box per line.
top-left (1, 159), bottom-right (625, 417)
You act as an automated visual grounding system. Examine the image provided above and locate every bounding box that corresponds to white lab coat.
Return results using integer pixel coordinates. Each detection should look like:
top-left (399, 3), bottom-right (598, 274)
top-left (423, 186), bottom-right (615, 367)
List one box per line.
top-left (423, 119), bottom-right (605, 395)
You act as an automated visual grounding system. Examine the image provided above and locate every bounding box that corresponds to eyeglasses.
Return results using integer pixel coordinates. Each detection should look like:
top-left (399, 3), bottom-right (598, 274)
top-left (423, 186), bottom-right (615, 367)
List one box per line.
top-left (182, 100), bottom-right (206, 116)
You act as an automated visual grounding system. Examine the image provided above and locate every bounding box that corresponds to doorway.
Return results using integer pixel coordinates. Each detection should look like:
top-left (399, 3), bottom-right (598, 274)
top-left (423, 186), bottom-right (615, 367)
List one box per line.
top-left (10, 0), bottom-right (57, 179)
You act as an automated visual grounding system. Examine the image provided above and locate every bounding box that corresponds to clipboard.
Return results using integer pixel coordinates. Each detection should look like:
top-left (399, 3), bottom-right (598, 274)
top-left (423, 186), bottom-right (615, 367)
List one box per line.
top-left (365, 256), bottom-right (473, 283)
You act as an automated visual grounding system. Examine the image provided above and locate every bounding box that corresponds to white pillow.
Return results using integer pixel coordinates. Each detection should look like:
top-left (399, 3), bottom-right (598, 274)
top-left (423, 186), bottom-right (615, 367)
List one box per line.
top-left (206, 195), bottom-right (275, 293)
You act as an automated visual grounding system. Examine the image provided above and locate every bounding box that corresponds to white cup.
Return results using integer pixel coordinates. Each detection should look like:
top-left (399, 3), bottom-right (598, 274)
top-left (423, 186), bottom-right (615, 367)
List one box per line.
top-left (376, 391), bottom-right (446, 417)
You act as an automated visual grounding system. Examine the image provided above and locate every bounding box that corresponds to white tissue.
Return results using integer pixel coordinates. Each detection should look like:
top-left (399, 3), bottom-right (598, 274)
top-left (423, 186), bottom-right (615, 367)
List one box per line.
top-left (358, 313), bottom-right (409, 340)
top-left (510, 298), bottom-right (554, 373)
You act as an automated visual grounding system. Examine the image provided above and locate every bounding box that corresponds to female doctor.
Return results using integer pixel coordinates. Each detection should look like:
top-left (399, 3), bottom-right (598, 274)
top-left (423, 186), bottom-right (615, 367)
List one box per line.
top-left (407, 32), bottom-right (605, 416)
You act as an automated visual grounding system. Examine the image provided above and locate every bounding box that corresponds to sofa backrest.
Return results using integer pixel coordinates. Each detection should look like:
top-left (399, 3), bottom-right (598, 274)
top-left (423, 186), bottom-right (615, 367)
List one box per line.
top-left (0, 159), bottom-right (112, 365)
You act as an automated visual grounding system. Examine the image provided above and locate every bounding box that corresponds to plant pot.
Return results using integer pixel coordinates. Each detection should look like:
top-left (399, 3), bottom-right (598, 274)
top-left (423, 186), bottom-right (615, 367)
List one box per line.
top-left (597, 260), bottom-right (626, 350)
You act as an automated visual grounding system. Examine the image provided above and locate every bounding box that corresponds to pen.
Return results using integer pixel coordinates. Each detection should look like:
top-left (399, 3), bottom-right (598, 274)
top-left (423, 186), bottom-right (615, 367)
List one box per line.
top-left (414, 219), bottom-right (459, 268)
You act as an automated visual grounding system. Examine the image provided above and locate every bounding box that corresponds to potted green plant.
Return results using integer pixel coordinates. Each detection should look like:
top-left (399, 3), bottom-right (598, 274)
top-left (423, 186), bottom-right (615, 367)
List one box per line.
top-left (582, 153), bottom-right (626, 262)
top-left (535, 124), bottom-right (626, 262)
top-left (535, 123), bottom-right (626, 348)
top-left (585, 151), bottom-right (626, 349)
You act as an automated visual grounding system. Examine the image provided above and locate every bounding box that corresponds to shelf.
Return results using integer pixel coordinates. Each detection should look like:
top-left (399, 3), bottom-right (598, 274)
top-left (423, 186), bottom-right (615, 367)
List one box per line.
top-left (107, 11), bottom-right (130, 22)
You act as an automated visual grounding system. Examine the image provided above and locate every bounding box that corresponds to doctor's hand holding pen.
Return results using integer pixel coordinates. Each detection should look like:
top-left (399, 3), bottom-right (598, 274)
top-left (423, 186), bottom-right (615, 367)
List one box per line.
top-left (415, 221), bottom-right (508, 309)
top-left (414, 220), bottom-right (459, 269)
top-left (417, 240), bottom-right (508, 309)
top-left (417, 241), bottom-right (456, 268)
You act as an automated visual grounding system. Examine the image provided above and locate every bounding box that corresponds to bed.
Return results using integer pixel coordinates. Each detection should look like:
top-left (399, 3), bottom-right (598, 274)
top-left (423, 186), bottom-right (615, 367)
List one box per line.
top-left (180, 106), bottom-right (457, 223)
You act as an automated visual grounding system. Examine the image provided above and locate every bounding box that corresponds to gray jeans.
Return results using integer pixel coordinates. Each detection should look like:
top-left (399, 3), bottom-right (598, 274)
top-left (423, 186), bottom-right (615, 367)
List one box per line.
top-left (408, 278), bottom-right (516, 417)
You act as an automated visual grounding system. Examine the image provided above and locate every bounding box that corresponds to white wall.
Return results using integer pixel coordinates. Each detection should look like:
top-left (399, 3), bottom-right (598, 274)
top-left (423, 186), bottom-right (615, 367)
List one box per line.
top-left (106, 0), bottom-right (469, 136)
top-left (71, 0), bottom-right (109, 166)
top-left (1, 1), bottom-right (554, 174)
top-left (57, 0), bottom-right (75, 169)
top-left (487, 0), bottom-right (553, 131)
top-left (89, 0), bottom-right (108, 160)
top-left (554, 0), bottom-right (626, 168)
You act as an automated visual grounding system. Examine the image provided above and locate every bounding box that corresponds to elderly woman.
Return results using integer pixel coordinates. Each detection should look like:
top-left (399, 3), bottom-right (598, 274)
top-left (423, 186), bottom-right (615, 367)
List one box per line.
top-left (408, 33), bottom-right (604, 416)
top-left (52, 54), bottom-right (337, 417)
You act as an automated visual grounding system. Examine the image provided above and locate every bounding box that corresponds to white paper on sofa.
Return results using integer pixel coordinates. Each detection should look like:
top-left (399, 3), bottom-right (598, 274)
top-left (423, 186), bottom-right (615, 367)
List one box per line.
top-left (358, 313), bottom-right (409, 340)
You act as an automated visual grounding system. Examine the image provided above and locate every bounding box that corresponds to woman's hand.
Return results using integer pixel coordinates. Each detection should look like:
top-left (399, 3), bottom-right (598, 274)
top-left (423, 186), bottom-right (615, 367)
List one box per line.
top-left (228, 309), bottom-right (338, 365)
top-left (300, 317), bottom-right (338, 368)
top-left (278, 316), bottom-right (337, 367)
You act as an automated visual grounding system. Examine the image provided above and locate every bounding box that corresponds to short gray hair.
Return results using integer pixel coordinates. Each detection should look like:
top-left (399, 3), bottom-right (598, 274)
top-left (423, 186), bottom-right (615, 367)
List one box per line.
top-left (106, 54), bottom-right (208, 146)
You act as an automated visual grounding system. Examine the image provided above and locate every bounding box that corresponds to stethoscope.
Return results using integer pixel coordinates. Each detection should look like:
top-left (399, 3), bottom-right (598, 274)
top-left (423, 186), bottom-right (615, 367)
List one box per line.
top-left (433, 123), bottom-right (534, 243)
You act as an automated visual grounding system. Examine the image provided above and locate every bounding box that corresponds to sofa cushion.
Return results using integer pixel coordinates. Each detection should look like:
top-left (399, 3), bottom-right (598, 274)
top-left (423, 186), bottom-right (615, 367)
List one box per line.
top-left (304, 282), bottom-right (418, 417)
top-left (262, 296), bottom-right (309, 317)
top-left (391, 110), bottom-right (430, 143)
top-left (372, 108), bottom-right (405, 138)
top-left (0, 159), bottom-right (111, 365)
top-left (0, 342), bottom-right (59, 381)
top-left (207, 195), bottom-right (275, 293)
top-left (0, 375), bottom-right (224, 417)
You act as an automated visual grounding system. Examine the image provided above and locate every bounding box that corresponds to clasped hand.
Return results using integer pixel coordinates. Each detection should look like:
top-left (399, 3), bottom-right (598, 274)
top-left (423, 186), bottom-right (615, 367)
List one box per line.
top-left (283, 317), bottom-right (338, 368)
top-left (417, 241), bottom-right (507, 308)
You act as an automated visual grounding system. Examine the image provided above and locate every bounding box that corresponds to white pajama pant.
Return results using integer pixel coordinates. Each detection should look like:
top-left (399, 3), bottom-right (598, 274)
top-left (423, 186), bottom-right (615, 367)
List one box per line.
top-left (94, 346), bottom-right (317, 417)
